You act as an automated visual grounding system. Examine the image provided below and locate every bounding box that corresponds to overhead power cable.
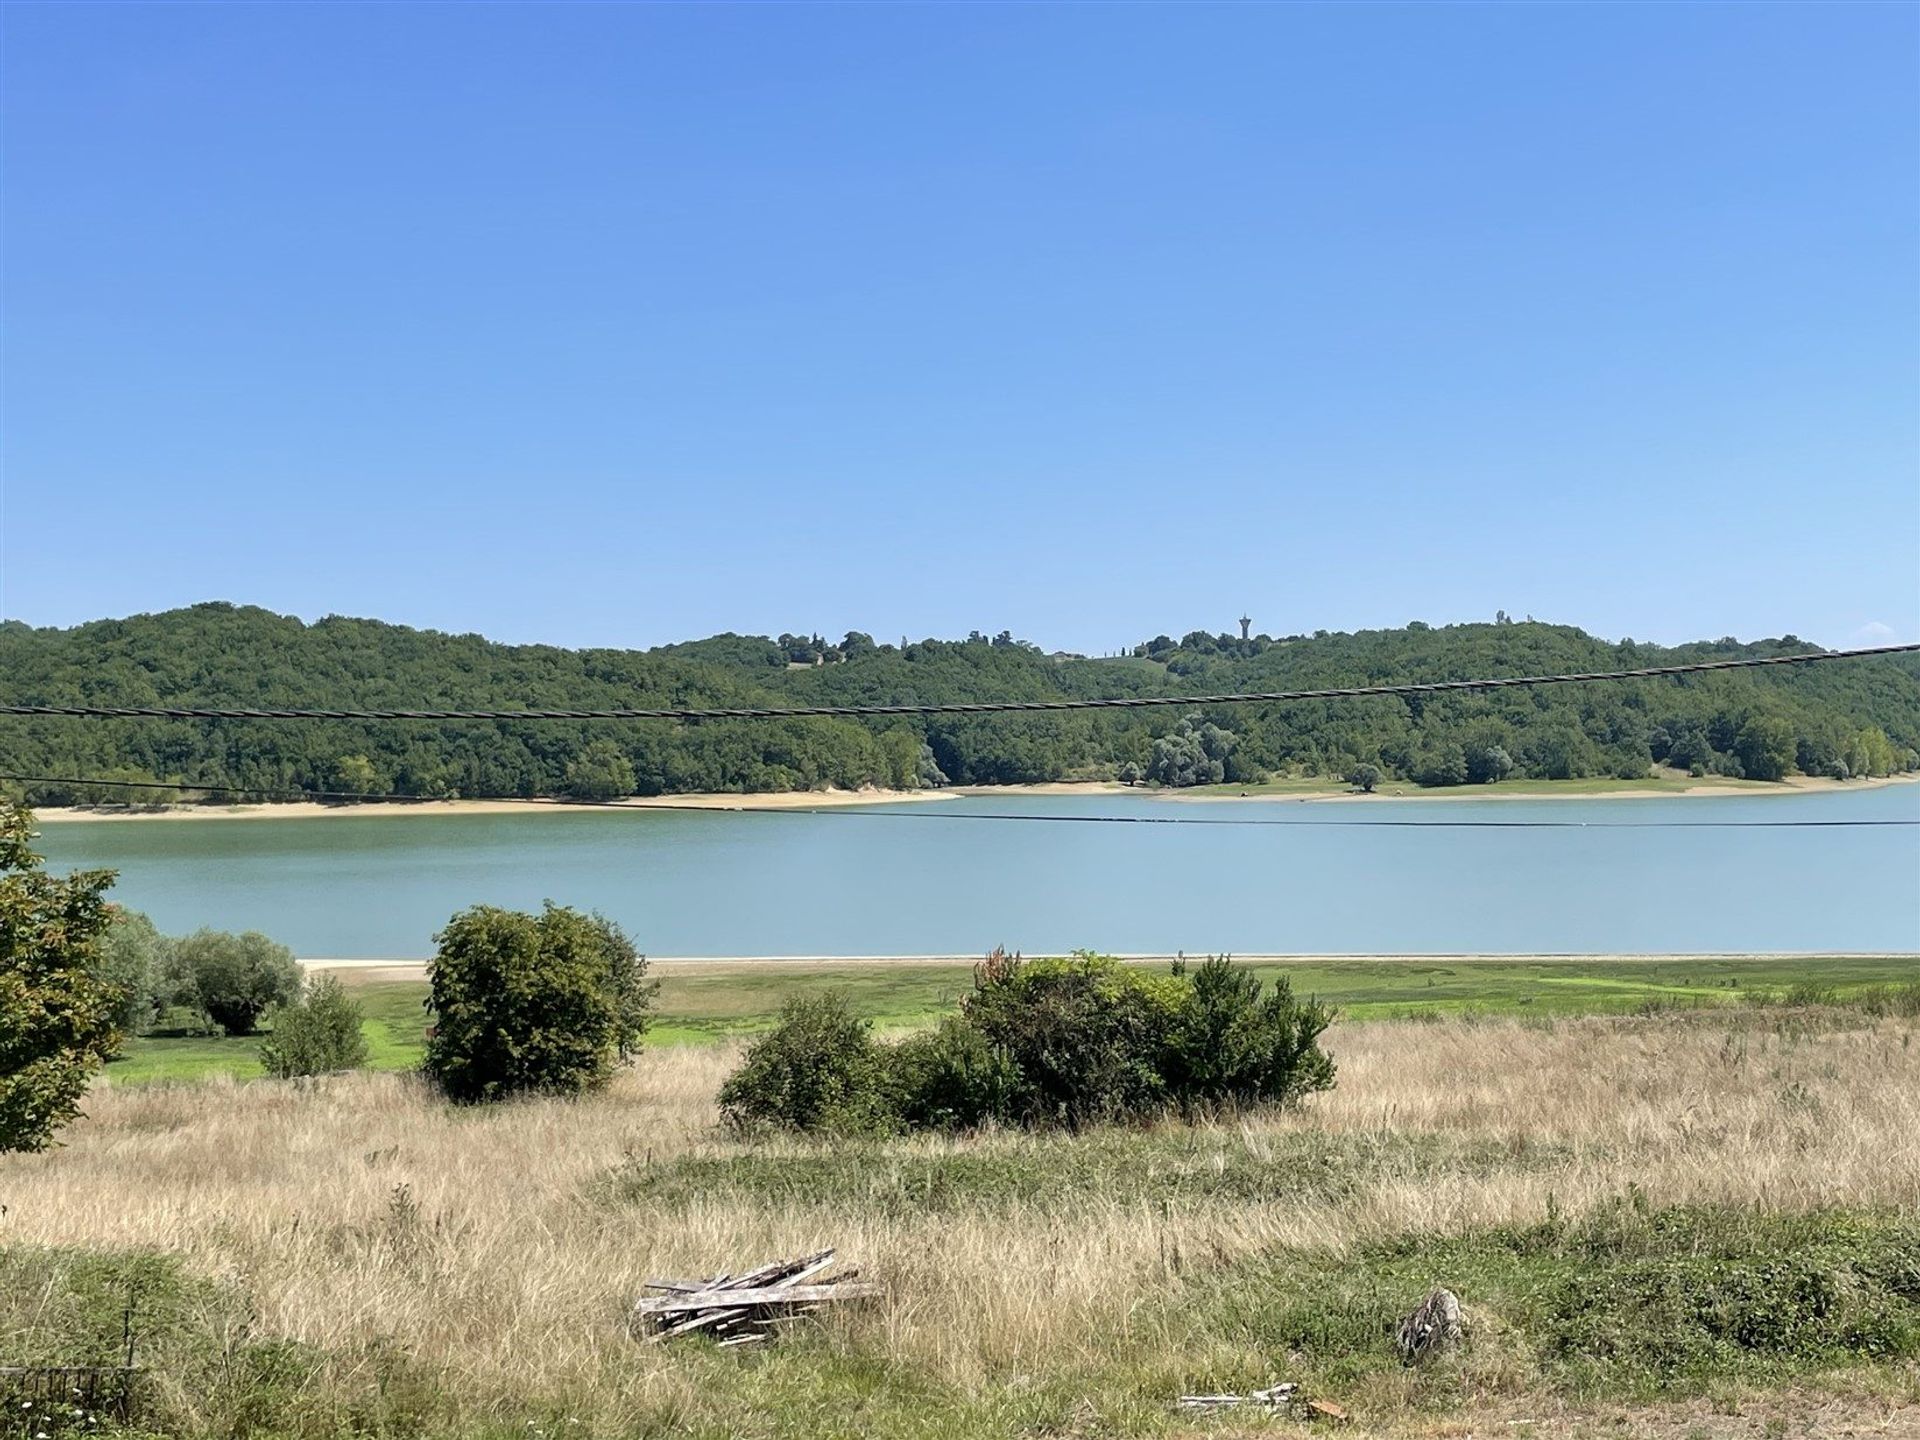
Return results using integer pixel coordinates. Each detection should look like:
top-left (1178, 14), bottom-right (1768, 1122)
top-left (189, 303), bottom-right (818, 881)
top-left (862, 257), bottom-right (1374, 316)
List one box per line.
top-left (5, 773), bottom-right (1912, 829)
top-left (1, 642), bottom-right (1915, 722)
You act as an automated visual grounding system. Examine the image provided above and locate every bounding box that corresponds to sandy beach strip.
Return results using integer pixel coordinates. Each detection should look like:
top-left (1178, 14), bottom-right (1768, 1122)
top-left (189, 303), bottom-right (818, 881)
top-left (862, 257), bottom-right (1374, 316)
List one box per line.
top-left (30, 786), bottom-right (959, 824)
top-left (28, 771), bottom-right (1914, 823)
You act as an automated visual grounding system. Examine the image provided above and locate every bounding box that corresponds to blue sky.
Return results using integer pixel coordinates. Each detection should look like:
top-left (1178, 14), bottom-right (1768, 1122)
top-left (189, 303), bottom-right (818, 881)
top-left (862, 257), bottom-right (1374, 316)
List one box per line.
top-left (2, 1), bottom-right (1915, 655)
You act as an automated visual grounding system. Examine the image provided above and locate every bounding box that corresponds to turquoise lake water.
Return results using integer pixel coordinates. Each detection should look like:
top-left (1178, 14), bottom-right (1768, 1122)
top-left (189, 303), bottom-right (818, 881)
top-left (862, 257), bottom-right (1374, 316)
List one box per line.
top-left (32, 785), bottom-right (1920, 958)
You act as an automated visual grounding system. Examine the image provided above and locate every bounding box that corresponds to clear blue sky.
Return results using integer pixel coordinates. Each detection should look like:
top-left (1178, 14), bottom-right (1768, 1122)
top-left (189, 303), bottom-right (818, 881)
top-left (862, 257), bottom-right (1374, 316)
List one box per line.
top-left (2, 1), bottom-right (1915, 655)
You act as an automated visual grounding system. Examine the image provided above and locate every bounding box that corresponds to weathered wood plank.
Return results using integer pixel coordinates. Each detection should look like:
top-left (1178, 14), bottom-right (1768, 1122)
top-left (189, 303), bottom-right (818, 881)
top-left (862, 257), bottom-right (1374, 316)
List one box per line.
top-left (634, 1282), bottom-right (881, 1314)
top-left (652, 1306), bottom-right (748, 1339)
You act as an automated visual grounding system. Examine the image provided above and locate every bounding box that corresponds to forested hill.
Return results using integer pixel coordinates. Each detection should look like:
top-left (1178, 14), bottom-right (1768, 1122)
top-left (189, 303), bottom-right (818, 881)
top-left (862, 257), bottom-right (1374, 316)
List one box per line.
top-left (2, 603), bottom-right (1916, 805)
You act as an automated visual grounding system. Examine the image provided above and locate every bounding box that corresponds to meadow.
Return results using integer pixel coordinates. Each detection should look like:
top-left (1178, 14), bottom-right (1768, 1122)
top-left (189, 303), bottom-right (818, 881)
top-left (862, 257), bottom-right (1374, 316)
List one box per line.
top-left (3, 1001), bottom-right (1918, 1438)
top-left (105, 953), bottom-right (1920, 1083)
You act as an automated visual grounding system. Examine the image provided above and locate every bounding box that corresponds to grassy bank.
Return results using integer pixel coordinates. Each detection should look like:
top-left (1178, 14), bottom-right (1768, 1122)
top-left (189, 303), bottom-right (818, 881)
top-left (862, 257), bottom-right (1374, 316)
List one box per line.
top-left (6, 1007), bottom-right (1919, 1437)
top-left (103, 953), bottom-right (1920, 1084)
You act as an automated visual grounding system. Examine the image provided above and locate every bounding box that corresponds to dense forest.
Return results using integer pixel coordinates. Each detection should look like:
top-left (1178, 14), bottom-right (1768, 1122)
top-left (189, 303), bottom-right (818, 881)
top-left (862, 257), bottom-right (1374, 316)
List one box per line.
top-left (1, 604), bottom-right (1916, 807)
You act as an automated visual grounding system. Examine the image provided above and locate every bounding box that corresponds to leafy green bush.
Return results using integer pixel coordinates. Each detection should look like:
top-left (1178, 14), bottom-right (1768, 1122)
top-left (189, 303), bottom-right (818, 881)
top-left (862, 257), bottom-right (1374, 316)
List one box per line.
top-left (888, 1016), bottom-right (1020, 1131)
top-left (959, 950), bottom-right (1183, 1128)
top-left (717, 950), bottom-right (1337, 1136)
top-left (1161, 955), bottom-right (1335, 1110)
top-left (164, 928), bottom-right (302, 1036)
top-left (92, 905), bottom-right (167, 1037)
top-left (717, 992), bottom-right (894, 1134)
top-left (258, 974), bottom-right (370, 1078)
top-left (424, 903), bottom-right (653, 1103)
top-left (0, 805), bottom-right (120, 1152)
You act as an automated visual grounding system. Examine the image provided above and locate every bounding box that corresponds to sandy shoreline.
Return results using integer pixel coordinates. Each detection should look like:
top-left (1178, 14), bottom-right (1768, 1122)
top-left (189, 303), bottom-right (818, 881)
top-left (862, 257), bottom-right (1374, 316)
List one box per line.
top-left (29, 771), bottom-right (1914, 823)
top-left (305, 951), bottom-right (1920, 983)
top-left (31, 786), bottom-right (958, 824)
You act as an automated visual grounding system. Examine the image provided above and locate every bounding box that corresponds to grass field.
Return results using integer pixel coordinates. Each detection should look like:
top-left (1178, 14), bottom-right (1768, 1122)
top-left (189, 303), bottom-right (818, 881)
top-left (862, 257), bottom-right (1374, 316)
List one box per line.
top-left (102, 953), bottom-right (1920, 1084)
top-left (6, 1003), bottom-right (1919, 1438)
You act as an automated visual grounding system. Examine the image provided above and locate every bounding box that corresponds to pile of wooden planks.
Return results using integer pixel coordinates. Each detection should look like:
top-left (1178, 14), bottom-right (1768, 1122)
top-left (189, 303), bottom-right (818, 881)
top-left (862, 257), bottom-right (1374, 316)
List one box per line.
top-left (1178, 1380), bottom-right (1298, 1411)
top-left (1176, 1383), bottom-right (1347, 1422)
top-left (631, 1249), bottom-right (880, 1348)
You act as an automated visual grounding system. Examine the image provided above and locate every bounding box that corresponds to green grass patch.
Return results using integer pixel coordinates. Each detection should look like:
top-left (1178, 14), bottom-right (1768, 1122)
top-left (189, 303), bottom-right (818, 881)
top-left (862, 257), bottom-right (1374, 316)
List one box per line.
top-left (105, 955), bottom-right (1920, 1085)
top-left (102, 981), bottom-right (431, 1084)
top-left (603, 1127), bottom-right (1567, 1217)
top-left (1171, 1200), bottom-right (1920, 1400)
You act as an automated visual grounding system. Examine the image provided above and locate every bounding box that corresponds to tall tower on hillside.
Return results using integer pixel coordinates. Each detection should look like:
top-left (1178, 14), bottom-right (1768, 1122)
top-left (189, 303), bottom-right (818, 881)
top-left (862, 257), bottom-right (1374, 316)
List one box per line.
top-left (1239, 614), bottom-right (1252, 641)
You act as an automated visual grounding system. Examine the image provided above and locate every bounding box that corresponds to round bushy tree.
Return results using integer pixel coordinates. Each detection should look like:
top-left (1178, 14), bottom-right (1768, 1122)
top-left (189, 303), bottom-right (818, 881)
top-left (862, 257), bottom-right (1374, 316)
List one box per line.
top-left (562, 742), bottom-right (636, 801)
top-left (0, 805), bottom-right (121, 1152)
top-left (258, 974), bottom-right (370, 1078)
top-left (167, 929), bottom-right (302, 1036)
top-left (92, 906), bottom-right (167, 1037)
top-left (425, 903), bottom-right (652, 1103)
top-left (717, 992), bottom-right (892, 1134)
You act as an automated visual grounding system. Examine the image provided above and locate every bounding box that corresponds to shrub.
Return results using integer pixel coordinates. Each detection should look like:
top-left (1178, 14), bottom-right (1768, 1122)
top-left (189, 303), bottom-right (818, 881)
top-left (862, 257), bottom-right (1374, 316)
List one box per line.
top-left (715, 950), bottom-right (1340, 1137)
top-left (1161, 955), bottom-right (1336, 1110)
top-left (1345, 762), bottom-right (1381, 793)
top-left (0, 805), bottom-right (120, 1152)
top-left (160, 928), bottom-right (301, 1037)
top-left (960, 949), bottom-right (1184, 1129)
top-left (718, 992), bottom-right (894, 1134)
top-left (424, 903), bottom-right (652, 1103)
top-left (92, 906), bottom-right (167, 1039)
top-left (888, 1016), bottom-right (1020, 1131)
top-left (258, 974), bottom-right (370, 1078)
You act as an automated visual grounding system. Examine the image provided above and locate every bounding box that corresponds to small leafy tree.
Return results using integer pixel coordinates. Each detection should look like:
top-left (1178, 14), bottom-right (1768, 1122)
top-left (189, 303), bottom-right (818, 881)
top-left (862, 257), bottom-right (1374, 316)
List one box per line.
top-left (1414, 746), bottom-right (1469, 788)
top-left (0, 805), bottom-right (121, 1152)
top-left (258, 974), bottom-right (370, 1078)
top-left (1464, 743), bottom-right (1514, 785)
top-left (563, 741), bottom-right (636, 801)
top-left (1146, 717), bottom-right (1236, 787)
top-left (92, 906), bottom-right (167, 1038)
top-left (915, 742), bottom-right (949, 788)
top-left (1734, 714), bottom-right (1797, 783)
top-left (166, 929), bottom-right (302, 1036)
top-left (330, 754), bottom-right (384, 796)
top-left (1346, 763), bottom-right (1381, 793)
top-left (1845, 726), bottom-right (1898, 779)
top-left (425, 904), bottom-right (652, 1103)
top-left (717, 992), bottom-right (893, 1134)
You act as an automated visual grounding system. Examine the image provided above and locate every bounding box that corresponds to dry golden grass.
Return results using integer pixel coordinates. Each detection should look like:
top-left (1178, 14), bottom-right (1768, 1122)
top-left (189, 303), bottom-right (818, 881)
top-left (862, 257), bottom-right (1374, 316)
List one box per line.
top-left (3, 1010), bottom-right (1917, 1434)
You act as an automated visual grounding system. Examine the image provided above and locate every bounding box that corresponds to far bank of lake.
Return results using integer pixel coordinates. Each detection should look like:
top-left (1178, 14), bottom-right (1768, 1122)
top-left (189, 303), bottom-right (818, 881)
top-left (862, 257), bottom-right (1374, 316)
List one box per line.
top-left (30, 770), bottom-right (1918, 824)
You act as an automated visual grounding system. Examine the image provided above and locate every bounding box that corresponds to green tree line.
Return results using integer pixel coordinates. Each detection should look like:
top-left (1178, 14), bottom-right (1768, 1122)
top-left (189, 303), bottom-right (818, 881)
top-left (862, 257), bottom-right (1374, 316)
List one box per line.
top-left (2, 603), bottom-right (1916, 805)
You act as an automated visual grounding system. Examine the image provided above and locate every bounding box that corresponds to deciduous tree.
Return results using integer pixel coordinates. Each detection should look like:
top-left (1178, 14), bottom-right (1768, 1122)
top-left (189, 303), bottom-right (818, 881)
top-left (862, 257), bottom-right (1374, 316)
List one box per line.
top-left (0, 806), bottom-right (120, 1152)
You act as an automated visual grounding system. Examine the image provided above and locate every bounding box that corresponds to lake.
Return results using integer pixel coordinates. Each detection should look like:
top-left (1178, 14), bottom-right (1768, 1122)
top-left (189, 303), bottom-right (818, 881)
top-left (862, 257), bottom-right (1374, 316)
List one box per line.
top-left (32, 785), bottom-right (1920, 958)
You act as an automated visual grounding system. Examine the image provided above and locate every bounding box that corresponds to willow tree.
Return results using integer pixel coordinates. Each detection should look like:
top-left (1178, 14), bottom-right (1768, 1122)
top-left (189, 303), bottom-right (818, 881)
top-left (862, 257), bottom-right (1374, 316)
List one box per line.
top-left (0, 805), bottom-right (121, 1152)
